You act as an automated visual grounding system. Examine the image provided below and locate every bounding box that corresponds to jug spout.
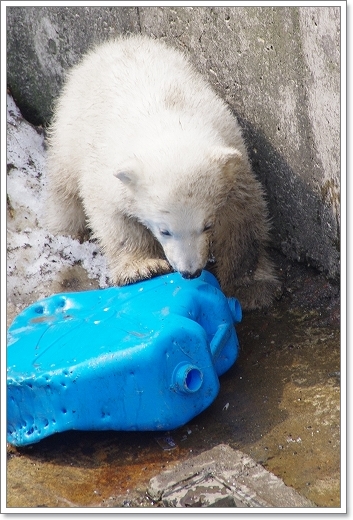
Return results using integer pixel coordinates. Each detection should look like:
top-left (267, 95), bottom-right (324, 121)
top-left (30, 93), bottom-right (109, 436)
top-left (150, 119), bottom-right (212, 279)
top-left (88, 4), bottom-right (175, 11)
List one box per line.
top-left (172, 364), bottom-right (203, 394)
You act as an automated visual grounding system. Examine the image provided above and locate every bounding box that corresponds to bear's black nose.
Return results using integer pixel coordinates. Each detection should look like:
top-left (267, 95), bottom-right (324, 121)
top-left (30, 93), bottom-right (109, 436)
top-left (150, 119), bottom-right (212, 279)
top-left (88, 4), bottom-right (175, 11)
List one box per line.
top-left (180, 269), bottom-right (202, 280)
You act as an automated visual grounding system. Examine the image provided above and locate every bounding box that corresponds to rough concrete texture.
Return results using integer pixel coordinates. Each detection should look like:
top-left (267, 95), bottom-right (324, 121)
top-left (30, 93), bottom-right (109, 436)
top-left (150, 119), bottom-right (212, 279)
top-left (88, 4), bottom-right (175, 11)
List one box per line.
top-left (147, 444), bottom-right (316, 508)
top-left (6, 6), bottom-right (140, 125)
top-left (6, 6), bottom-right (341, 279)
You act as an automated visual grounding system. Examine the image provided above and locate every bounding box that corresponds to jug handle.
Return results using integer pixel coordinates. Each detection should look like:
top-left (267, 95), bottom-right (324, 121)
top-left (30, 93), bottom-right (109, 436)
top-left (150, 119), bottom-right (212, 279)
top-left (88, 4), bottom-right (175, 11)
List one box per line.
top-left (210, 323), bottom-right (233, 359)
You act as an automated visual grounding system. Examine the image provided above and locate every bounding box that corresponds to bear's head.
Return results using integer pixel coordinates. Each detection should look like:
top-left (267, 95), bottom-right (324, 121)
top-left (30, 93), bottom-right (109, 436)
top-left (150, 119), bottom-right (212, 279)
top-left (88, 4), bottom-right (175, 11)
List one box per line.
top-left (114, 147), bottom-right (243, 279)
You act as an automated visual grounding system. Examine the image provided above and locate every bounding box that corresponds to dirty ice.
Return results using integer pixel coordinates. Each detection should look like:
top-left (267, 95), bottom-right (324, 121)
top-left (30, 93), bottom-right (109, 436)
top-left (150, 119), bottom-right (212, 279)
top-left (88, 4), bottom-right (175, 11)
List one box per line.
top-left (6, 93), bottom-right (109, 319)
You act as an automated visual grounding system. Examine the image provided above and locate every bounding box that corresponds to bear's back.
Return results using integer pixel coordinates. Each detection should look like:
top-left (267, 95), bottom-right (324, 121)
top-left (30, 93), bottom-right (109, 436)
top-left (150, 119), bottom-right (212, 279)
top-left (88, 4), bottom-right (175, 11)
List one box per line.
top-left (48, 35), bottom-right (248, 190)
top-left (63, 36), bottom-right (216, 115)
top-left (53, 36), bottom-right (242, 148)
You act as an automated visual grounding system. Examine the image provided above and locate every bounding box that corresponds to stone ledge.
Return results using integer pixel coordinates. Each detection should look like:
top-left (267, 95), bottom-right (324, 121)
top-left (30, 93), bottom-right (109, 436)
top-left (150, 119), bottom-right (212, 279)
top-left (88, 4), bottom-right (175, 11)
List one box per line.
top-left (147, 444), bottom-right (316, 508)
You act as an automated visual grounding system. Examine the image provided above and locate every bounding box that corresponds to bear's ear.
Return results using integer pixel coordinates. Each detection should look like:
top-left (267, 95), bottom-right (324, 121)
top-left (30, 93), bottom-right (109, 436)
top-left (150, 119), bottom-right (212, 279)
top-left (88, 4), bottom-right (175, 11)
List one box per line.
top-left (114, 170), bottom-right (138, 187)
top-left (212, 147), bottom-right (243, 180)
top-left (114, 157), bottom-right (143, 190)
top-left (212, 147), bottom-right (243, 168)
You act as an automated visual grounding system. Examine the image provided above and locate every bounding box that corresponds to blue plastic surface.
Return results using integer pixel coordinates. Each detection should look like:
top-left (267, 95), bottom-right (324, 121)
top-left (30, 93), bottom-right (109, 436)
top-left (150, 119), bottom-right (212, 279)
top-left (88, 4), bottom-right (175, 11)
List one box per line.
top-left (7, 270), bottom-right (241, 447)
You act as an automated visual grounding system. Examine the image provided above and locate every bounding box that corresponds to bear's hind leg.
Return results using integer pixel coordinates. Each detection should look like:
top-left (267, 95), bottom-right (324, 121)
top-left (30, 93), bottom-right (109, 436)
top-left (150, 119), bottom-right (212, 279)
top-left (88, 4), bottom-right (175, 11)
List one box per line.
top-left (230, 251), bottom-right (281, 310)
top-left (213, 248), bottom-right (280, 310)
top-left (45, 186), bottom-right (87, 238)
top-left (210, 208), bottom-right (281, 310)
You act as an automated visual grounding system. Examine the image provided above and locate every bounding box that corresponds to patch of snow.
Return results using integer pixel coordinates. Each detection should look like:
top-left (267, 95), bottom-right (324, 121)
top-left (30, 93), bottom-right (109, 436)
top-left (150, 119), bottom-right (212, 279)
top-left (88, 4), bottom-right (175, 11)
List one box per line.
top-left (6, 93), bottom-right (109, 314)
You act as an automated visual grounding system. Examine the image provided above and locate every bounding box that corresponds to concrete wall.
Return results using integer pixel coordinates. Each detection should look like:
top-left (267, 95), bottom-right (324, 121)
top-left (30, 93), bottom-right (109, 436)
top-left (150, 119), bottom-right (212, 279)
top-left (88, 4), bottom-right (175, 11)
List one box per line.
top-left (6, 5), bottom-right (341, 279)
top-left (6, 6), bottom-right (140, 124)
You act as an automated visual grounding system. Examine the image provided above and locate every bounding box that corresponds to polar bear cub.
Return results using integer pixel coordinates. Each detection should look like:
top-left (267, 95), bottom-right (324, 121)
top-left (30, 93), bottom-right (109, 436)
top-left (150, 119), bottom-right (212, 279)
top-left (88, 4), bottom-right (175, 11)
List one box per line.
top-left (46, 35), bottom-right (279, 310)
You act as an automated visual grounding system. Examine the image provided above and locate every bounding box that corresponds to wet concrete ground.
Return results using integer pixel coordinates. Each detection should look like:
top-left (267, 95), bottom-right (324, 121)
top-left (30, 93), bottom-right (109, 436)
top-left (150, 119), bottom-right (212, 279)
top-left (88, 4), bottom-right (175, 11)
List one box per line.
top-left (6, 252), bottom-right (341, 509)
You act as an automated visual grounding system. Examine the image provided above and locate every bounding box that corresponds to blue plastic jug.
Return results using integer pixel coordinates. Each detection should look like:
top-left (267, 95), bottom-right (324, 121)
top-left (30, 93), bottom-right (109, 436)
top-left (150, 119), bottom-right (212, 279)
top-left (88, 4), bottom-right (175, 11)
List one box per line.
top-left (7, 270), bottom-right (241, 447)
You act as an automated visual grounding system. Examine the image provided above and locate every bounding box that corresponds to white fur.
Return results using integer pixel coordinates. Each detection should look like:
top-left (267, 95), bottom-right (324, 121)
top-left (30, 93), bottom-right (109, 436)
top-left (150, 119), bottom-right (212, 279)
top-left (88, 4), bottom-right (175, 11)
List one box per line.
top-left (46, 35), bottom-right (278, 309)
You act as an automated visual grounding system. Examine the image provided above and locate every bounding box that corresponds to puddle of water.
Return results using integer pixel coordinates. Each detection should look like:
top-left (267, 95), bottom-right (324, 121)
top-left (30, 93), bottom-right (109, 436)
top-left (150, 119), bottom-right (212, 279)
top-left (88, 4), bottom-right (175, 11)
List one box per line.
top-left (213, 304), bottom-right (340, 507)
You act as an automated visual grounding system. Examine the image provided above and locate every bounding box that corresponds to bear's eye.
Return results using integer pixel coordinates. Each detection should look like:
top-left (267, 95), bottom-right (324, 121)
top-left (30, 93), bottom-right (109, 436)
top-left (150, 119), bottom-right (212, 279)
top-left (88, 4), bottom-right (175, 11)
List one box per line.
top-left (160, 229), bottom-right (172, 237)
top-left (203, 223), bottom-right (213, 232)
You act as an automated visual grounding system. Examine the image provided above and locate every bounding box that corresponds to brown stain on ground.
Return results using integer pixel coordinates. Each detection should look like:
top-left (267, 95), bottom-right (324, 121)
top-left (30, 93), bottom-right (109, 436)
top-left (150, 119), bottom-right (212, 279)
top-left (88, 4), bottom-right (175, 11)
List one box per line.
top-left (7, 433), bottom-right (189, 508)
top-left (6, 253), bottom-right (341, 508)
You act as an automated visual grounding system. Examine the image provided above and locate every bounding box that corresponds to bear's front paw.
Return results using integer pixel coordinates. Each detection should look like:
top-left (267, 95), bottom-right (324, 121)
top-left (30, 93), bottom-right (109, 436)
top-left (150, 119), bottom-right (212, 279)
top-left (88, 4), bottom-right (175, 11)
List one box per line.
top-left (111, 258), bottom-right (172, 285)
